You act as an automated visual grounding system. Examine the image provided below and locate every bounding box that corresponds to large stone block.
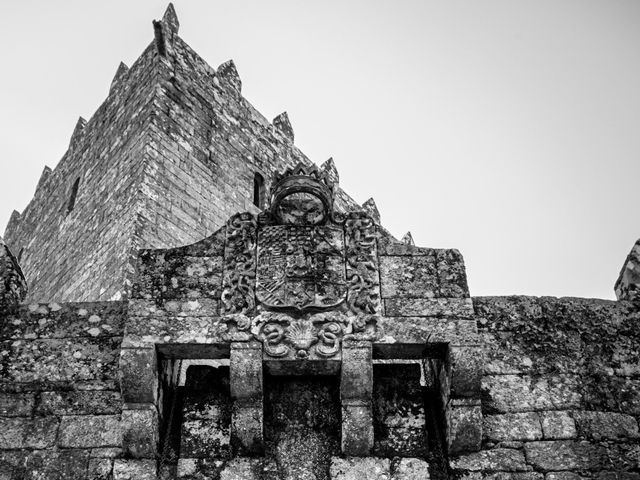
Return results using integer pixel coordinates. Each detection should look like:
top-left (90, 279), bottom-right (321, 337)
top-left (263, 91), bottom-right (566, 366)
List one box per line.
top-left (379, 255), bottom-right (438, 298)
top-left (58, 414), bottom-right (122, 448)
top-left (112, 459), bottom-right (156, 480)
top-left (448, 400), bottom-right (482, 454)
top-left (0, 416), bottom-right (59, 449)
top-left (121, 407), bottom-right (158, 458)
top-left (484, 412), bottom-right (543, 442)
top-left (219, 457), bottom-right (263, 480)
top-left (523, 441), bottom-right (610, 471)
top-left (330, 456), bottom-right (391, 480)
top-left (450, 448), bottom-right (528, 472)
top-left (119, 348), bottom-right (158, 404)
top-left (450, 345), bottom-right (483, 397)
top-left (0, 336), bottom-right (121, 386)
top-left (231, 405), bottom-right (263, 455)
top-left (37, 390), bottom-right (121, 415)
top-left (378, 317), bottom-right (478, 344)
top-left (385, 297), bottom-right (474, 318)
top-left (573, 411), bottom-right (639, 441)
top-left (482, 375), bottom-right (582, 413)
top-left (23, 450), bottom-right (90, 480)
top-left (392, 457), bottom-right (431, 480)
top-left (0, 392), bottom-right (35, 416)
top-left (229, 342), bottom-right (262, 403)
top-left (540, 410), bottom-right (577, 440)
top-left (341, 344), bottom-right (372, 401)
top-left (342, 403), bottom-right (374, 456)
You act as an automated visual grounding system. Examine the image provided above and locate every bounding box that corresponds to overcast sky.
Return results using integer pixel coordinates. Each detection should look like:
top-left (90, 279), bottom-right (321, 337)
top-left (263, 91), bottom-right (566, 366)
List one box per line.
top-left (1, 0), bottom-right (639, 299)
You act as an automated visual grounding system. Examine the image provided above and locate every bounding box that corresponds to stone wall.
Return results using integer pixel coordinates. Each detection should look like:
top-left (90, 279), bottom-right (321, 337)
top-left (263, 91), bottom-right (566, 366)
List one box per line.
top-left (0, 301), bottom-right (126, 478)
top-left (456, 296), bottom-right (640, 479)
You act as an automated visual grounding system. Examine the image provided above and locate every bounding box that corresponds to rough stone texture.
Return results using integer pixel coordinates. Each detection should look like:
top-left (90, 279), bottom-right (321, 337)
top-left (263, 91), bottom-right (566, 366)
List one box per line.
top-left (58, 414), bottom-right (122, 448)
top-left (483, 413), bottom-right (543, 442)
top-left (112, 459), bottom-right (156, 480)
top-left (616, 239), bottom-right (640, 303)
top-left (0, 237), bottom-right (27, 313)
top-left (450, 448), bottom-right (528, 472)
top-left (539, 411), bottom-right (577, 440)
top-left (330, 456), bottom-right (391, 480)
top-left (572, 411), bottom-right (639, 441)
top-left (392, 457), bottom-right (431, 480)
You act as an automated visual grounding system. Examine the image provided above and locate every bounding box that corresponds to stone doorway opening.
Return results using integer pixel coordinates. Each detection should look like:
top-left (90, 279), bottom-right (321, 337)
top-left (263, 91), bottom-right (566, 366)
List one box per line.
top-left (263, 374), bottom-right (341, 480)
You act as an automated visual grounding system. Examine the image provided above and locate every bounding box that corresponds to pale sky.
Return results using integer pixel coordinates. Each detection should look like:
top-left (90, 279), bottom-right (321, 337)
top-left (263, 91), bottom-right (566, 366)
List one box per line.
top-left (1, 0), bottom-right (639, 299)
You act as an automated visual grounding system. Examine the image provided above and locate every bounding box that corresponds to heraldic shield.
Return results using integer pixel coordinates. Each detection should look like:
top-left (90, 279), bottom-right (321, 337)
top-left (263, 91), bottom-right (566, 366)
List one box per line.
top-left (256, 224), bottom-right (347, 311)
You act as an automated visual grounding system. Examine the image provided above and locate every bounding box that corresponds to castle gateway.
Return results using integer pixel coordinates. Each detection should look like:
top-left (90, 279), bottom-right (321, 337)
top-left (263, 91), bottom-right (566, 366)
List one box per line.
top-left (0, 4), bottom-right (639, 480)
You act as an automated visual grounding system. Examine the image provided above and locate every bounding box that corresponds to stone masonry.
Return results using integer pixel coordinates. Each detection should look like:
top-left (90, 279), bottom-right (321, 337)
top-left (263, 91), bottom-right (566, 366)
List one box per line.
top-left (1, 4), bottom-right (639, 480)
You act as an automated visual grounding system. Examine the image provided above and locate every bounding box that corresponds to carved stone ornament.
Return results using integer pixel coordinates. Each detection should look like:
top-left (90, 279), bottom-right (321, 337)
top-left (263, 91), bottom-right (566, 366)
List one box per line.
top-left (221, 213), bottom-right (257, 314)
top-left (220, 164), bottom-right (382, 320)
top-left (256, 164), bottom-right (348, 313)
top-left (250, 312), bottom-right (378, 359)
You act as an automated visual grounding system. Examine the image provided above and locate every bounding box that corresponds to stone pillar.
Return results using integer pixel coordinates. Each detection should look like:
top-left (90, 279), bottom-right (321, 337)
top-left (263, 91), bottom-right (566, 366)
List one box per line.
top-left (616, 238), bottom-right (640, 303)
top-left (230, 341), bottom-right (263, 455)
top-left (340, 340), bottom-right (373, 456)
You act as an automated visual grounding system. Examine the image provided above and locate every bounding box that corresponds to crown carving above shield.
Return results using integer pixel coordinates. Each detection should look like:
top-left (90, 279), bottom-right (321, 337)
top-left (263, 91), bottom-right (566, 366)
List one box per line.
top-left (268, 163), bottom-right (335, 226)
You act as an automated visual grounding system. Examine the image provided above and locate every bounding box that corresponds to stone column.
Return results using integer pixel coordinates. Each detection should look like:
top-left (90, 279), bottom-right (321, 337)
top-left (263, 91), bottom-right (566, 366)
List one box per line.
top-left (340, 340), bottom-right (374, 456)
top-left (230, 341), bottom-right (263, 455)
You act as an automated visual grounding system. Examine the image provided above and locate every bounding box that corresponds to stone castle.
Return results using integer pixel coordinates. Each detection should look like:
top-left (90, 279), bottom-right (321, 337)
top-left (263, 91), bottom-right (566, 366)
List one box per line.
top-left (0, 4), bottom-right (639, 480)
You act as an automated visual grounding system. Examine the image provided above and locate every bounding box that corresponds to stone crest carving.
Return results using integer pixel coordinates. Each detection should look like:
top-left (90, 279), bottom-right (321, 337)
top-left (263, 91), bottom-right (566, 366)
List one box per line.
top-left (250, 312), bottom-right (377, 359)
top-left (256, 164), bottom-right (348, 313)
top-left (220, 163), bottom-right (382, 357)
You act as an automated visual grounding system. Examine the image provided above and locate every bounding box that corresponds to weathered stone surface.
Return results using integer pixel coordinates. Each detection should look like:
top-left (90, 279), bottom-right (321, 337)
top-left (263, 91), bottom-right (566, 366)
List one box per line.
top-left (330, 456), bottom-right (391, 480)
top-left (377, 317), bottom-right (478, 344)
top-left (0, 416), bottom-right (59, 449)
top-left (0, 237), bottom-right (27, 313)
top-left (0, 392), bottom-right (35, 416)
top-left (112, 459), bottom-right (156, 480)
top-left (380, 255), bottom-right (438, 298)
top-left (460, 474), bottom-right (543, 480)
top-left (392, 457), bottom-right (430, 480)
top-left (524, 441), bottom-right (610, 471)
top-left (448, 402), bottom-right (482, 454)
top-left (385, 297), bottom-right (474, 318)
top-left (484, 412), bottom-right (543, 442)
top-left (219, 457), bottom-right (263, 480)
top-left (1, 302), bottom-right (125, 340)
top-left (450, 345), bottom-right (483, 397)
top-left (23, 450), bottom-right (90, 480)
top-left (37, 390), bottom-right (121, 415)
top-left (87, 458), bottom-right (113, 480)
top-left (482, 375), bottom-right (582, 413)
top-left (58, 414), bottom-right (121, 448)
top-left (573, 411), bottom-right (639, 440)
top-left (450, 449), bottom-right (528, 472)
top-left (231, 405), bottom-right (263, 455)
top-left (181, 417), bottom-right (230, 458)
top-left (176, 458), bottom-right (226, 479)
top-left (540, 411), bottom-right (576, 440)
top-left (119, 348), bottom-right (157, 403)
top-left (342, 403), bottom-right (374, 457)
top-left (545, 473), bottom-right (584, 480)
top-left (0, 336), bottom-right (121, 387)
top-left (616, 239), bottom-right (640, 303)
top-left (121, 407), bottom-right (158, 458)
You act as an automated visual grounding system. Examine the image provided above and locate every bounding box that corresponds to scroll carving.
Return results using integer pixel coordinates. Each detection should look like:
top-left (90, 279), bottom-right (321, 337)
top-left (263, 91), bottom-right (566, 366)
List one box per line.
top-left (221, 213), bottom-right (257, 314)
top-left (345, 212), bottom-right (381, 315)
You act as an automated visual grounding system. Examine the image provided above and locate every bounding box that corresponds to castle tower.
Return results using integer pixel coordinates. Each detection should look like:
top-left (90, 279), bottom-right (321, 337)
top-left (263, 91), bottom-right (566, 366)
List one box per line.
top-left (3, 4), bottom-right (359, 303)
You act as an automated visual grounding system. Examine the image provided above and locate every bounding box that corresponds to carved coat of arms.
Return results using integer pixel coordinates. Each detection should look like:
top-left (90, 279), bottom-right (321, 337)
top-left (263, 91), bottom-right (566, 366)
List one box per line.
top-left (256, 224), bottom-right (346, 311)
